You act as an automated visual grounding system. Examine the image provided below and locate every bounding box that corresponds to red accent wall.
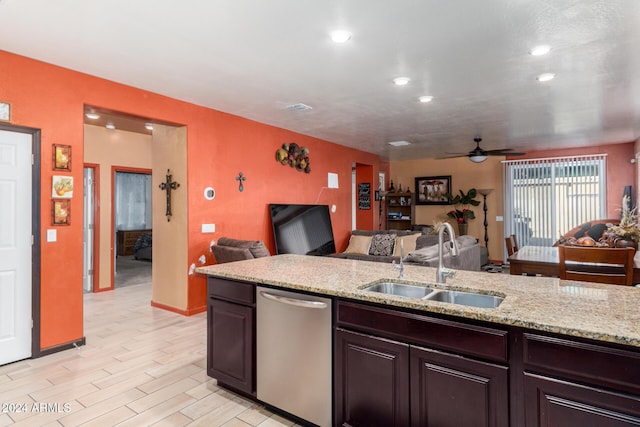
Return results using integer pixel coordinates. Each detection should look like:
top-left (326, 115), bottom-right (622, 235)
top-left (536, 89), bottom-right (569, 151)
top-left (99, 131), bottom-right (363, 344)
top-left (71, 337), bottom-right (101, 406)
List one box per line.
top-left (0, 50), bottom-right (382, 350)
top-left (507, 143), bottom-right (635, 218)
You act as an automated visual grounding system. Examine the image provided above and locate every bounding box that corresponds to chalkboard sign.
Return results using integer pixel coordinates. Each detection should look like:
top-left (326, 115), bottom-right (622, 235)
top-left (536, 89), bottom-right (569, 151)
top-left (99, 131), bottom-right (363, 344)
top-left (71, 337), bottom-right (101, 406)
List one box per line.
top-left (358, 182), bottom-right (371, 210)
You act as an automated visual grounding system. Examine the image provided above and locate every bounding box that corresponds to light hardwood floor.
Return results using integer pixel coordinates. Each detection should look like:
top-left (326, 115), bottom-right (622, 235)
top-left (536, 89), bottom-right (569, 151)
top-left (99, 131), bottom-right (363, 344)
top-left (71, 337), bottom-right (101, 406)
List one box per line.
top-left (0, 282), bottom-right (300, 427)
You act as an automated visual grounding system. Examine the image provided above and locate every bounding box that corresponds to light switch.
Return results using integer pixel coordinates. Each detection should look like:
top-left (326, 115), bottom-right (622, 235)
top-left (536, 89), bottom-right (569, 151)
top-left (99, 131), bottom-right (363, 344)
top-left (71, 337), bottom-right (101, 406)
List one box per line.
top-left (47, 229), bottom-right (57, 242)
top-left (202, 223), bottom-right (215, 233)
top-left (328, 173), bottom-right (339, 189)
top-left (496, 216), bottom-right (504, 222)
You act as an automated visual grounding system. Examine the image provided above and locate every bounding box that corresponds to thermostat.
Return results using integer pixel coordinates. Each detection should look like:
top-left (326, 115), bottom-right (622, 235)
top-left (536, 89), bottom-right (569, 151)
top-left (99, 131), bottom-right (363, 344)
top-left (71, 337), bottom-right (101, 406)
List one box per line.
top-left (204, 187), bottom-right (216, 200)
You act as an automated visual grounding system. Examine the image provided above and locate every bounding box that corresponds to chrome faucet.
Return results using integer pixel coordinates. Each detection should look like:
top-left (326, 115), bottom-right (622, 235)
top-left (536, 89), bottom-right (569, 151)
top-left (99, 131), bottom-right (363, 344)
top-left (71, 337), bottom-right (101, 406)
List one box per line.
top-left (393, 238), bottom-right (404, 279)
top-left (437, 223), bottom-right (460, 284)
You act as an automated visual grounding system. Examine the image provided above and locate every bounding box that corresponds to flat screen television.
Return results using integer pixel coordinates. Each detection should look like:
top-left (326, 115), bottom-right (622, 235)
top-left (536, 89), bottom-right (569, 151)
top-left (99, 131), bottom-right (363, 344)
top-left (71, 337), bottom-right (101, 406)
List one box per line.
top-left (269, 204), bottom-right (336, 256)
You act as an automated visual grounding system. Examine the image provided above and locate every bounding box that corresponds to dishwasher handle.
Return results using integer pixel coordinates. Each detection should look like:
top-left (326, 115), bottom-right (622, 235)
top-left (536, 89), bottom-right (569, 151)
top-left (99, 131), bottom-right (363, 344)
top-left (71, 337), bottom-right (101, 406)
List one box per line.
top-left (259, 290), bottom-right (328, 309)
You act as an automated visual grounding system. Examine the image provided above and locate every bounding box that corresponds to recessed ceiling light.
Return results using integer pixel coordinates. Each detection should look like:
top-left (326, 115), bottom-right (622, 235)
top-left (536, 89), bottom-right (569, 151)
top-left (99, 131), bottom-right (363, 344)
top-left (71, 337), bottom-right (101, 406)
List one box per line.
top-left (418, 95), bottom-right (434, 103)
top-left (536, 73), bottom-right (555, 82)
top-left (330, 30), bottom-right (352, 43)
top-left (393, 77), bottom-right (410, 86)
top-left (530, 45), bottom-right (551, 56)
top-left (145, 123), bottom-right (153, 130)
top-left (388, 140), bottom-right (411, 147)
top-left (105, 122), bottom-right (115, 130)
top-left (286, 103), bottom-right (313, 112)
top-left (85, 112), bottom-right (100, 120)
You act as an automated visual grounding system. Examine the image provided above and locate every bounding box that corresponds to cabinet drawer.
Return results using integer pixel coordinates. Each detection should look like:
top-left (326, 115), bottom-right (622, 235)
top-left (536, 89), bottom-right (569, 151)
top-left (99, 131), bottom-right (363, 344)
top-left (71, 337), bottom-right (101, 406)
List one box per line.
top-left (523, 333), bottom-right (640, 395)
top-left (336, 300), bottom-right (508, 363)
top-left (207, 277), bottom-right (255, 305)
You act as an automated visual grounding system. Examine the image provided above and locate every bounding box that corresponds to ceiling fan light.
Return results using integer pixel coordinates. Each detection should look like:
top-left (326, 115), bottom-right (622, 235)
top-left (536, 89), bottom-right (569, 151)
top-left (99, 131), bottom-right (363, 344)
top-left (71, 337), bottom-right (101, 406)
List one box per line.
top-left (469, 155), bottom-right (487, 163)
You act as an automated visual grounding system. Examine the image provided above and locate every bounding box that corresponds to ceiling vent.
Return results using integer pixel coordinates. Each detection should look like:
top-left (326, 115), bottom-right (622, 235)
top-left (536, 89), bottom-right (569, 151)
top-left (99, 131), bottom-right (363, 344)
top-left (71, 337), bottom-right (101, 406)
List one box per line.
top-left (286, 103), bottom-right (313, 112)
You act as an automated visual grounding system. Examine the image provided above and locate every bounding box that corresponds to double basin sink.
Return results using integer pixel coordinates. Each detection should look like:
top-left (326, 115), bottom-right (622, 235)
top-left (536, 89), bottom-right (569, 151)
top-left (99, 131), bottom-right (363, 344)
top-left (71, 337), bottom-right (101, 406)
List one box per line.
top-left (362, 281), bottom-right (504, 309)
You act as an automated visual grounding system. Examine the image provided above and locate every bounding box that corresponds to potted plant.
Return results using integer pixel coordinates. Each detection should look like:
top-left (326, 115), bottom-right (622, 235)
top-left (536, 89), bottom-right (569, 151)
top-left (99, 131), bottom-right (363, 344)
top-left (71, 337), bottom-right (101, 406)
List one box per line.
top-left (603, 195), bottom-right (640, 249)
top-left (444, 188), bottom-right (481, 235)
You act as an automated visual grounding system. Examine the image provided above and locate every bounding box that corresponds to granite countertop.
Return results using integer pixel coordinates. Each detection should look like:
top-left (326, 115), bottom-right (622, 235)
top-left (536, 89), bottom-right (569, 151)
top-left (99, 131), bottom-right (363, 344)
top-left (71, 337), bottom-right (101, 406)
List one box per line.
top-left (196, 254), bottom-right (640, 348)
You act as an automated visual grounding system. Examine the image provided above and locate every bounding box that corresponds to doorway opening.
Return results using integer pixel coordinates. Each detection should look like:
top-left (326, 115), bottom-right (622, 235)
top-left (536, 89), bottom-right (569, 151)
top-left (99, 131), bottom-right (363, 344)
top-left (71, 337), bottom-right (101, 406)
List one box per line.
top-left (113, 169), bottom-right (152, 288)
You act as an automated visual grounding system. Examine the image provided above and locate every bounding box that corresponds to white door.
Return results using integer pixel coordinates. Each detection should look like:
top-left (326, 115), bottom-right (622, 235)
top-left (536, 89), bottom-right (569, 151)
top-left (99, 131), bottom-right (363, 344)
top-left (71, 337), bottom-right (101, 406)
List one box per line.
top-left (0, 130), bottom-right (32, 365)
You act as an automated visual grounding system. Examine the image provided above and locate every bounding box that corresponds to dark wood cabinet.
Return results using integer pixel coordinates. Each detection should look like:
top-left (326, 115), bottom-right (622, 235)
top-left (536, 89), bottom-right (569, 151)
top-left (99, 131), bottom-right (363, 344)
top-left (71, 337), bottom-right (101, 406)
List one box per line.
top-left (334, 300), bottom-right (509, 427)
top-left (410, 345), bottom-right (509, 427)
top-left (116, 229), bottom-right (151, 256)
top-left (334, 328), bottom-right (410, 427)
top-left (523, 373), bottom-right (640, 426)
top-left (207, 278), bottom-right (255, 396)
top-left (522, 333), bottom-right (640, 426)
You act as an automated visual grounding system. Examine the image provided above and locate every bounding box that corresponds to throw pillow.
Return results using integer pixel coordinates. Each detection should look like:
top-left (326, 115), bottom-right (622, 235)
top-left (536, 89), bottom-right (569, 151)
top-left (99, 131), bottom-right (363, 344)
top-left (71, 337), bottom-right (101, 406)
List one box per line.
top-left (369, 234), bottom-right (396, 256)
top-left (393, 233), bottom-right (421, 257)
top-left (344, 235), bottom-right (372, 254)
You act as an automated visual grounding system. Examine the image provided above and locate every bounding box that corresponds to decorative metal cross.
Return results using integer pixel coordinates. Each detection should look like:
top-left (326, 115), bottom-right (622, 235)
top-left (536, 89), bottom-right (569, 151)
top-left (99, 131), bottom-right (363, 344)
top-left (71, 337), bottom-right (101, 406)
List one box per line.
top-left (235, 172), bottom-right (247, 192)
top-left (159, 169), bottom-right (180, 221)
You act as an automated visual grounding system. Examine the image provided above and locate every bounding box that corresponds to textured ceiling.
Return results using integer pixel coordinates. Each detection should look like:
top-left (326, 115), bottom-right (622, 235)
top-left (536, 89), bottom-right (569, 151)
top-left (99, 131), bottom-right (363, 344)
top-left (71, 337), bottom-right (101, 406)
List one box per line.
top-left (1, 0), bottom-right (639, 161)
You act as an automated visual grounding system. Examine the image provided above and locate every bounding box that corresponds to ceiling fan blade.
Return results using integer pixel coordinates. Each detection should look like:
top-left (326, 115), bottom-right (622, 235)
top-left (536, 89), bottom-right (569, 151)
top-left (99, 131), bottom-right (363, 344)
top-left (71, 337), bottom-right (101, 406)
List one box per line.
top-left (486, 151), bottom-right (526, 156)
top-left (437, 154), bottom-right (471, 159)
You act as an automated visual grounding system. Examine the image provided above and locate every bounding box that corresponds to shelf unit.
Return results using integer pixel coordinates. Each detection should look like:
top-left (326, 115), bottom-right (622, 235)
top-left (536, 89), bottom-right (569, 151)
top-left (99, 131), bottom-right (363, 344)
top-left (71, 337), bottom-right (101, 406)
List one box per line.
top-left (386, 192), bottom-right (414, 230)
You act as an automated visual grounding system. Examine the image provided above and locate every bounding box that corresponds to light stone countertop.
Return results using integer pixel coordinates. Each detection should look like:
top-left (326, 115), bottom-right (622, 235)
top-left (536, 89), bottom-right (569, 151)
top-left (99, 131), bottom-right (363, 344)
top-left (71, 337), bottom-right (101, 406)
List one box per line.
top-left (196, 254), bottom-right (640, 348)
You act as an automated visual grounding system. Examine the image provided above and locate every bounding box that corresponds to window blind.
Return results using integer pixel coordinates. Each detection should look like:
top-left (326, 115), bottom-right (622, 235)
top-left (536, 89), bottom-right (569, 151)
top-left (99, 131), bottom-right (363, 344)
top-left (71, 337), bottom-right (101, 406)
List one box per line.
top-left (503, 155), bottom-right (606, 252)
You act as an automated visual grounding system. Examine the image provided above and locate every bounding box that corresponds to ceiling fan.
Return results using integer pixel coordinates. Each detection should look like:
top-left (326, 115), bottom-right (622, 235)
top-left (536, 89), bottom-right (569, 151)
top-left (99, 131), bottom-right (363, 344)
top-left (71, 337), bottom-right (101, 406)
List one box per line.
top-left (442, 137), bottom-right (526, 163)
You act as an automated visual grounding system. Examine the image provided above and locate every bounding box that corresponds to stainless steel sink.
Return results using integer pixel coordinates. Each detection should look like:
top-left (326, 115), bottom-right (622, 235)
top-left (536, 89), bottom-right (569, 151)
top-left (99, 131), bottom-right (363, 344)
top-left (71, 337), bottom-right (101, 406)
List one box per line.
top-left (362, 281), bottom-right (503, 308)
top-left (424, 289), bottom-right (504, 308)
top-left (362, 282), bottom-right (433, 298)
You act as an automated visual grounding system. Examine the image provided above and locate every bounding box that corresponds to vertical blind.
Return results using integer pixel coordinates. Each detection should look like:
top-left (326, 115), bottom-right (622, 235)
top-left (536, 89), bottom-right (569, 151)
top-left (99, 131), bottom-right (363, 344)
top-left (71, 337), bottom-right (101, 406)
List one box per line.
top-left (115, 172), bottom-right (152, 230)
top-left (503, 155), bottom-right (607, 250)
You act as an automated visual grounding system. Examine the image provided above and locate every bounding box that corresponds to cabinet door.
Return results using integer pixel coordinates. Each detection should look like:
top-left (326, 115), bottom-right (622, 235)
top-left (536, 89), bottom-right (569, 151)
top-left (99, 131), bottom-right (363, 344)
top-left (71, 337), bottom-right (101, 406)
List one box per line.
top-left (207, 298), bottom-right (254, 395)
top-left (524, 373), bottom-right (640, 426)
top-left (334, 328), bottom-right (410, 427)
top-left (410, 345), bottom-right (509, 427)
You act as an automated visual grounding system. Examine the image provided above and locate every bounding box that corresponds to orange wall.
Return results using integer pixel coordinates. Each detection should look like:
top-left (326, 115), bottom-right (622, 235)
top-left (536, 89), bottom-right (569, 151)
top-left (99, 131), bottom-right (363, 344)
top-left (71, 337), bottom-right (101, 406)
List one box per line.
top-left (1, 50), bottom-right (381, 350)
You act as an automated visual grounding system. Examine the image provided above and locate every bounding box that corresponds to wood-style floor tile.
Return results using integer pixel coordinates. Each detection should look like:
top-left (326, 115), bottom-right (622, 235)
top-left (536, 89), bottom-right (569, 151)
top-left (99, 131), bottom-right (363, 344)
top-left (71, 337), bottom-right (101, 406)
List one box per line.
top-left (0, 282), bottom-right (297, 427)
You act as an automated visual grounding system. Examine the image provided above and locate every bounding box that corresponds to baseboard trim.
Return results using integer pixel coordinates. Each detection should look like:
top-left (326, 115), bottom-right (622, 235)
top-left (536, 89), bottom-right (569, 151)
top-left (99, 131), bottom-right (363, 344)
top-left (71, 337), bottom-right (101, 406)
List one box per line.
top-left (37, 337), bottom-right (86, 358)
top-left (150, 301), bottom-right (206, 316)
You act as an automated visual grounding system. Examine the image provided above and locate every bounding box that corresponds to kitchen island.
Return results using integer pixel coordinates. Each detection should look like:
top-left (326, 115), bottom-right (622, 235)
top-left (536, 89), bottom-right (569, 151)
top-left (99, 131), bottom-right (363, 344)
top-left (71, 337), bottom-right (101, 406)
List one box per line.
top-left (197, 254), bottom-right (640, 426)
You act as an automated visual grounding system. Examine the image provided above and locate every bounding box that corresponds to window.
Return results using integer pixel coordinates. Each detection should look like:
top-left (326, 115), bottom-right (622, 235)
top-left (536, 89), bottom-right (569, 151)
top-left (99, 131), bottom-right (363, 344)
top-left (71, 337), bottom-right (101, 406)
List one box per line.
top-left (115, 171), bottom-right (152, 230)
top-left (503, 155), bottom-right (606, 249)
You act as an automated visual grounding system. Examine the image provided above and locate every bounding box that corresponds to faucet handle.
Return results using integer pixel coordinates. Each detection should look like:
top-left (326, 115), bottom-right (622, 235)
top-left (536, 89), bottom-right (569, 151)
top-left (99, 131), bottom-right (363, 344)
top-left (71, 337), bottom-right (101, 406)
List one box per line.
top-left (442, 267), bottom-right (456, 278)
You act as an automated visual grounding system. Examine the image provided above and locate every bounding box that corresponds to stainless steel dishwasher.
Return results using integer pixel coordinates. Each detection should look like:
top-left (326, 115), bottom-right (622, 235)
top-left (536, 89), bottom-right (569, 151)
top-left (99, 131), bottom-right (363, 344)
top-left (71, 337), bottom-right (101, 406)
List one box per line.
top-left (256, 286), bottom-right (332, 427)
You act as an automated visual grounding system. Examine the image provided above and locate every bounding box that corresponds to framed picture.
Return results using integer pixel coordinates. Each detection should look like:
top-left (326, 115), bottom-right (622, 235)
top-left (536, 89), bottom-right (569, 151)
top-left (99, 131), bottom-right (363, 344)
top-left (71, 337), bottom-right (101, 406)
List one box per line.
top-left (52, 175), bottom-right (74, 198)
top-left (53, 144), bottom-right (71, 171)
top-left (0, 102), bottom-right (10, 122)
top-left (52, 199), bottom-right (71, 225)
top-left (415, 175), bottom-right (451, 205)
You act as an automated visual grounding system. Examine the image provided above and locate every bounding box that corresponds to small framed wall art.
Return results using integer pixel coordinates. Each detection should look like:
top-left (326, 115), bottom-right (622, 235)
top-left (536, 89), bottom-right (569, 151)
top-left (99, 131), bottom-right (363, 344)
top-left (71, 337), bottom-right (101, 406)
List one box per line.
top-left (0, 102), bottom-right (10, 122)
top-left (52, 199), bottom-right (71, 225)
top-left (52, 175), bottom-right (74, 198)
top-left (415, 175), bottom-right (451, 205)
top-left (53, 144), bottom-right (71, 171)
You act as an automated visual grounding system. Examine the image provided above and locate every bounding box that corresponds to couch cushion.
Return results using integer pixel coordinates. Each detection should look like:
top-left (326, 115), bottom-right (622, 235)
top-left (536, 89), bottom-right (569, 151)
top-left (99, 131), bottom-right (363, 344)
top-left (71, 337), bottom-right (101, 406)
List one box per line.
top-left (216, 237), bottom-right (270, 258)
top-left (212, 245), bottom-right (254, 264)
top-left (404, 244), bottom-right (440, 263)
top-left (456, 235), bottom-right (477, 248)
top-left (393, 232), bottom-right (421, 257)
top-left (369, 233), bottom-right (396, 256)
top-left (344, 235), bottom-right (372, 254)
top-left (416, 234), bottom-right (440, 249)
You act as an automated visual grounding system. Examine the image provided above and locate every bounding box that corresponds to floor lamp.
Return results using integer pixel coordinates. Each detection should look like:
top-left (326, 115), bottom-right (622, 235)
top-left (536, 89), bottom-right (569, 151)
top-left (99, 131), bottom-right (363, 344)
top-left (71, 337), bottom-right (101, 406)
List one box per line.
top-left (478, 188), bottom-right (494, 261)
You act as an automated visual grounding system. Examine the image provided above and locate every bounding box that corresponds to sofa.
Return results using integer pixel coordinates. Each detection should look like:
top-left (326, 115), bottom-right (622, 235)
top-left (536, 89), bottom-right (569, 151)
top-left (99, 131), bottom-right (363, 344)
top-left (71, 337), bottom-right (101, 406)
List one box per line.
top-left (333, 229), bottom-right (483, 271)
top-left (210, 237), bottom-right (271, 264)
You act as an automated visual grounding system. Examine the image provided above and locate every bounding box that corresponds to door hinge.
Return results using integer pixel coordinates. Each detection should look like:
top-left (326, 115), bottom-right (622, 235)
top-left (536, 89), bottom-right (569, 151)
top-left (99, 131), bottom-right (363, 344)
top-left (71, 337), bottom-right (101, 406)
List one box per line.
top-left (31, 154), bottom-right (34, 165)
top-left (31, 235), bottom-right (34, 245)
